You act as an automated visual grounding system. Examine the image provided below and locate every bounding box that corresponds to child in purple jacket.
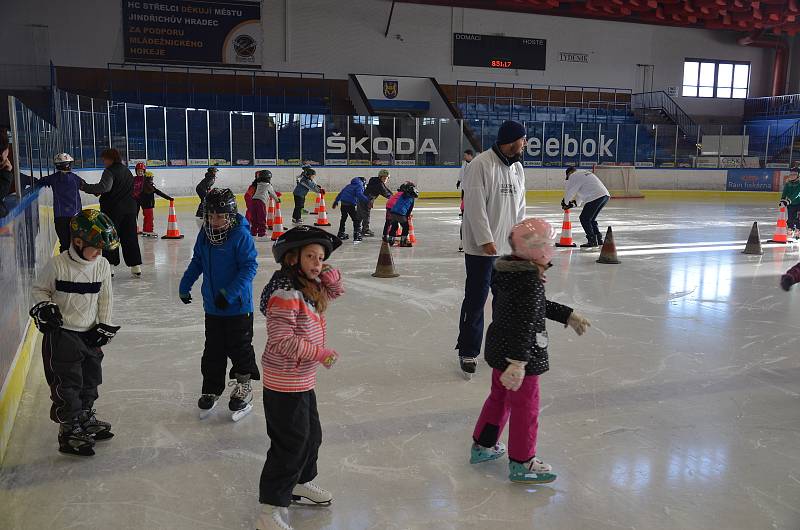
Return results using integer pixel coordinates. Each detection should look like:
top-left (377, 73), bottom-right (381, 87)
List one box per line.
top-left (37, 153), bottom-right (84, 253)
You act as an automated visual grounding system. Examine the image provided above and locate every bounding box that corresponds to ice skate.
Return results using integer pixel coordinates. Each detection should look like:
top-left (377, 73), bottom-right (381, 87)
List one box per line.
top-left (459, 356), bottom-right (477, 380)
top-left (58, 421), bottom-right (96, 457)
top-left (470, 441), bottom-right (507, 464)
top-left (292, 481), bottom-right (333, 506)
top-left (228, 374), bottom-right (253, 422)
top-left (362, 229), bottom-right (375, 237)
top-left (256, 505), bottom-right (293, 530)
top-left (336, 232), bottom-right (349, 241)
top-left (131, 265), bottom-right (142, 277)
top-left (353, 234), bottom-right (363, 245)
top-left (579, 240), bottom-right (598, 249)
top-left (292, 219), bottom-right (302, 225)
top-left (198, 393), bottom-right (220, 419)
top-left (80, 409), bottom-right (114, 441)
top-left (399, 237), bottom-right (413, 248)
top-left (509, 457), bottom-right (556, 484)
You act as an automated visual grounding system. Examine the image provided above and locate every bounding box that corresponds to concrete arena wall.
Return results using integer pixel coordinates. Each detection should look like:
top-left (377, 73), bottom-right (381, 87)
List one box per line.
top-left (73, 167), bottom-right (753, 202)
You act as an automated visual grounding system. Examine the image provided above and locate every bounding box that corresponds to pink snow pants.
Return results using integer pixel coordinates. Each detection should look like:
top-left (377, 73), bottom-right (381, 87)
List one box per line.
top-left (472, 368), bottom-right (540, 463)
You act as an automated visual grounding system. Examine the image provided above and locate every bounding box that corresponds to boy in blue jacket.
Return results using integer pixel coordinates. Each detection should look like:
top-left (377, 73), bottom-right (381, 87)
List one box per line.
top-left (178, 188), bottom-right (261, 421)
top-left (384, 181), bottom-right (418, 247)
top-left (332, 176), bottom-right (370, 243)
top-left (36, 153), bottom-right (84, 253)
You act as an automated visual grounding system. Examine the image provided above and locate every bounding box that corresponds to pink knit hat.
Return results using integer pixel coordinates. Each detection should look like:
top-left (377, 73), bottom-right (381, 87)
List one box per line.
top-left (509, 218), bottom-right (556, 263)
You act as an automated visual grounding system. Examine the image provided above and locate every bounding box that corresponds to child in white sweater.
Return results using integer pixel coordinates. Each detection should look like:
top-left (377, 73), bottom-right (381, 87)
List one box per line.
top-left (30, 209), bottom-right (121, 457)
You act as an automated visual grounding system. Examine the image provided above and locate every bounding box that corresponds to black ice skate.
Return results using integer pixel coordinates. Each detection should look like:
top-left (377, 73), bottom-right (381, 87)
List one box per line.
top-left (228, 374), bottom-right (253, 422)
top-left (399, 237), bottom-right (413, 248)
top-left (58, 421), bottom-right (96, 457)
top-left (337, 232), bottom-right (349, 241)
top-left (80, 409), bottom-right (114, 441)
top-left (362, 229), bottom-right (375, 237)
top-left (459, 356), bottom-right (477, 380)
top-left (198, 393), bottom-right (220, 420)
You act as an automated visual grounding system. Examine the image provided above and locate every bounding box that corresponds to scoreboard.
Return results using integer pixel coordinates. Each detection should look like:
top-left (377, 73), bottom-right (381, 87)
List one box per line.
top-left (453, 33), bottom-right (547, 71)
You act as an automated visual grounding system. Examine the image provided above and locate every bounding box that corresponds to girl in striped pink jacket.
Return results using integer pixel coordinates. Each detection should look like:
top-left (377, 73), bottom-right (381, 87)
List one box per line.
top-left (256, 226), bottom-right (344, 530)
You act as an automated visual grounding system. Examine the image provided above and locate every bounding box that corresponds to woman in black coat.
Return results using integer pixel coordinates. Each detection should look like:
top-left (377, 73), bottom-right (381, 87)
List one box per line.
top-left (81, 148), bottom-right (142, 276)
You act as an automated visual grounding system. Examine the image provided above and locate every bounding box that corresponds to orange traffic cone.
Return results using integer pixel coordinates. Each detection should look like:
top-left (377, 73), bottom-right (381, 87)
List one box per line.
top-left (407, 215), bottom-right (417, 245)
top-left (314, 194), bottom-right (321, 215)
top-left (768, 206), bottom-right (789, 244)
top-left (161, 200), bottom-right (184, 239)
top-left (267, 196), bottom-right (275, 230)
top-left (555, 209), bottom-right (577, 247)
top-left (372, 241), bottom-right (400, 278)
top-left (314, 193), bottom-right (332, 227)
top-left (271, 194), bottom-right (285, 240)
top-left (596, 227), bottom-right (620, 264)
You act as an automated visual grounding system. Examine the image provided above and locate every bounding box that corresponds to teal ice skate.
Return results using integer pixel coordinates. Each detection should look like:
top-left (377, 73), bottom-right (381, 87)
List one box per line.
top-left (470, 441), bottom-right (507, 464)
top-left (509, 457), bottom-right (556, 484)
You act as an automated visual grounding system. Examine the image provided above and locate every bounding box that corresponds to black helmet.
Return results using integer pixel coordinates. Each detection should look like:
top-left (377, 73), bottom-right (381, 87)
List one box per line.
top-left (399, 181), bottom-right (419, 198)
top-left (203, 188), bottom-right (238, 244)
top-left (272, 225), bottom-right (342, 264)
top-left (204, 188), bottom-right (237, 214)
top-left (257, 169), bottom-right (272, 182)
top-left (301, 165), bottom-right (316, 177)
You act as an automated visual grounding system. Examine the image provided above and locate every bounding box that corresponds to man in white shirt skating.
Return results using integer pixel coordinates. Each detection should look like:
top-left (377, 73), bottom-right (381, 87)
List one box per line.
top-left (562, 166), bottom-right (610, 248)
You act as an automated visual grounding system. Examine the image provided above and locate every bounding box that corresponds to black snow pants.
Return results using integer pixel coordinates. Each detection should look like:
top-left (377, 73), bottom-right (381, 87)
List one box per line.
top-left (201, 313), bottom-right (261, 395)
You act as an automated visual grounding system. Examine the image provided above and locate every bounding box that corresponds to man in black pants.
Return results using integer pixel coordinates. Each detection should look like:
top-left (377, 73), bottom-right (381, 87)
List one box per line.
top-left (561, 166), bottom-right (611, 248)
top-left (81, 148), bottom-right (143, 276)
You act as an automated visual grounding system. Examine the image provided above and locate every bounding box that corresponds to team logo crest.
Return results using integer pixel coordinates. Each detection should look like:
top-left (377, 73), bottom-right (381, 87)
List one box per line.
top-left (383, 79), bottom-right (398, 99)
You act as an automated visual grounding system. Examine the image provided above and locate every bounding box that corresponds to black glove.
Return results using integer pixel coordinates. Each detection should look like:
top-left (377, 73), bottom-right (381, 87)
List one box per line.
top-left (29, 302), bottom-right (63, 333)
top-left (560, 199), bottom-right (571, 211)
top-left (779, 198), bottom-right (790, 207)
top-left (179, 293), bottom-right (192, 304)
top-left (214, 290), bottom-right (229, 310)
top-left (86, 323), bottom-right (121, 348)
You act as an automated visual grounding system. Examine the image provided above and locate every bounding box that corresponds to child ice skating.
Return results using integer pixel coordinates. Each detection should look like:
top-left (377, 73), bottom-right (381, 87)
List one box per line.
top-left (30, 209), bottom-right (120, 456)
top-left (383, 181), bottom-right (418, 247)
top-left (136, 164), bottom-right (174, 237)
top-left (779, 167), bottom-right (800, 239)
top-left (251, 170), bottom-right (280, 238)
top-left (292, 166), bottom-right (322, 224)
top-left (36, 153), bottom-right (83, 253)
top-left (361, 169), bottom-right (392, 237)
top-left (195, 166), bottom-right (218, 218)
top-left (257, 226), bottom-right (344, 530)
top-left (470, 218), bottom-right (591, 484)
top-left (332, 176), bottom-right (370, 243)
top-left (561, 166), bottom-right (611, 248)
top-left (179, 188), bottom-right (261, 421)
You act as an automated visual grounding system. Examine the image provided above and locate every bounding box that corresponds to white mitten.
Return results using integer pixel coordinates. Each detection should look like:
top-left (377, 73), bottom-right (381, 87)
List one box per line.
top-left (567, 312), bottom-right (591, 336)
top-left (500, 359), bottom-right (527, 391)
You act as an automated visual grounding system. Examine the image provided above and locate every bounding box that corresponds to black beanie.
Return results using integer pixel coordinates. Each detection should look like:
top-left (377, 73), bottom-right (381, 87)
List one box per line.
top-left (496, 120), bottom-right (526, 145)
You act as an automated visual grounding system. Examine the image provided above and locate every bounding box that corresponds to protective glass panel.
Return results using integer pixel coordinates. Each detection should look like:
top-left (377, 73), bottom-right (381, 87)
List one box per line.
top-left (254, 113), bottom-right (277, 164)
top-left (276, 113), bottom-right (300, 165)
top-left (300, 114), bottom-right (324, 165)
top-left (166, 108), bottom-right (187, 166)
top-left (126, 104), bottom-right (146, 163)
top-left (208, 111), bottom-right (231, 165)
top-left (145, 106), bottom-right (166, 166)
top-left (231, 112), bottom-right (254, 166)
top-left (187, 110), bottom-right (209, 164)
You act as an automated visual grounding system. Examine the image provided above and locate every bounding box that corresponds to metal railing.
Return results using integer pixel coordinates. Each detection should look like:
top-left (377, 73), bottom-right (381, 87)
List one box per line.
top-left (745, 94), bottom-right (800, 119)
top-left (631, 91), bottom-right (699, 141)
top-left (455, 80), bottom-right (632, 111)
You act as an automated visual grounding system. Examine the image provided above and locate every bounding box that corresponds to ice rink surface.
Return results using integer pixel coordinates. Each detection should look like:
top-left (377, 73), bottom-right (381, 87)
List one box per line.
top-left (2, 197), bottom-right (800, 530)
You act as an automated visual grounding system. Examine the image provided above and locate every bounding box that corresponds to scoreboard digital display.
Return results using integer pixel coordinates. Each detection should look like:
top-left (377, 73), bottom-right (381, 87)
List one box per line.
top-left (453, 33), bottom-right (547, 71)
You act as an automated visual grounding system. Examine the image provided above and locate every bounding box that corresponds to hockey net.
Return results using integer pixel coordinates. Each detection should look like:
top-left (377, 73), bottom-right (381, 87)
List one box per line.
top-left (592, 165), bottom-right (644, 199)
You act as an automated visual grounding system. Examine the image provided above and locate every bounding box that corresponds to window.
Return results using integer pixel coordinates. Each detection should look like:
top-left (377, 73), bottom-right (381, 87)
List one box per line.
top-left (682, 59), bottom-right (749, 99)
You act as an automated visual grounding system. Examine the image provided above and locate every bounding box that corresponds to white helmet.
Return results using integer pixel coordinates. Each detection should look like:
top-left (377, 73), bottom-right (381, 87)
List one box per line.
top-left (54, 153), bottom-right (74, 171)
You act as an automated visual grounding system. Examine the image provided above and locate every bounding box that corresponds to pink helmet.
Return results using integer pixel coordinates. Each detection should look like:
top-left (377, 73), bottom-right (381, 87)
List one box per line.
top-left (509, 218), bottom-right (556, 263)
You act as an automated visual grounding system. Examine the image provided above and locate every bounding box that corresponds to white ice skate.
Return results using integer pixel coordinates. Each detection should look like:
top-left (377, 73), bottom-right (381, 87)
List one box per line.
top-left (228, 375), bottom-right (253, 422)
top-left (291, 481), bottom-right (333, 506)
top-left (256, 505), bottom-right (293, 530)
top-left (198, 394), bottom-right (220, 420)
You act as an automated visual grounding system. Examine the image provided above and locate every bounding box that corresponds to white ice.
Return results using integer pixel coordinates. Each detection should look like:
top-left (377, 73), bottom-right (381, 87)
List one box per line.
top-left (1, 197), bottom-right (800, 530)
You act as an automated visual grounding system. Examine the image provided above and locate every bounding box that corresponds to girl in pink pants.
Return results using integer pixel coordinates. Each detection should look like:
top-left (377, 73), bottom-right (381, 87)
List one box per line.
top-left (470, 218), bottom-right (591, 484)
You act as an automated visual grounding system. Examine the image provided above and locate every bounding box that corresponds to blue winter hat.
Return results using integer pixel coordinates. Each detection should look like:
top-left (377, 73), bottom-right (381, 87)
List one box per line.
top-left (496, 120), bottom-right (526, 145)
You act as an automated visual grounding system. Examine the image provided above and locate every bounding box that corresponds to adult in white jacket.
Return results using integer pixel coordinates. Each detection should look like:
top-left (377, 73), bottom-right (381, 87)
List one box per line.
top-left (562, 166), bottom-right (610, 248)
top-left (456, 121), bottom-right (527, 379)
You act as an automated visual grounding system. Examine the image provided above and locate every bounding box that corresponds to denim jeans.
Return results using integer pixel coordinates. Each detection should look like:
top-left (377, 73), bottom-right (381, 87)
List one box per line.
top-left (455, 254), bottom-right (497, 359)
